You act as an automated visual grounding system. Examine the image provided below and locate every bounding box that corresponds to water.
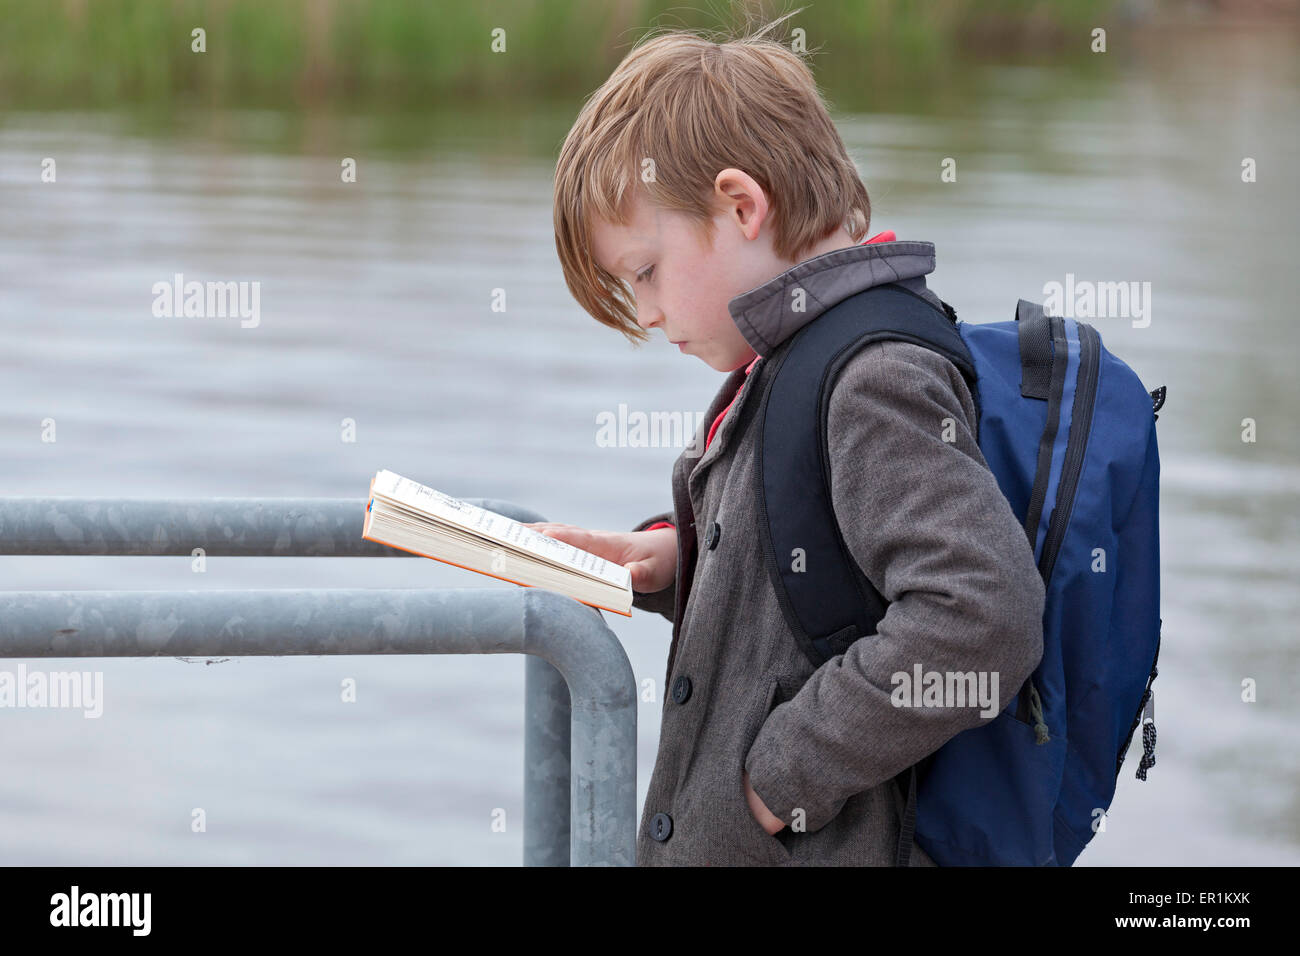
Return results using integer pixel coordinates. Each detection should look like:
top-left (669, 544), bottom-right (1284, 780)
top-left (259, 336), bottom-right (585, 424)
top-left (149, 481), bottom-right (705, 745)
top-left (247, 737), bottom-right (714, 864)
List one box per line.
top-left (1, 23), bottom-right (1296, 864)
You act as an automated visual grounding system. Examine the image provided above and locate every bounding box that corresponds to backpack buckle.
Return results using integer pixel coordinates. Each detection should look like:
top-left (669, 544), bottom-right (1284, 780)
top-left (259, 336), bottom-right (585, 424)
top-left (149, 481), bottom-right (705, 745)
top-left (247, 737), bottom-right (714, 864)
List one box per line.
top-left (821, 624), bottom-right (860, 658)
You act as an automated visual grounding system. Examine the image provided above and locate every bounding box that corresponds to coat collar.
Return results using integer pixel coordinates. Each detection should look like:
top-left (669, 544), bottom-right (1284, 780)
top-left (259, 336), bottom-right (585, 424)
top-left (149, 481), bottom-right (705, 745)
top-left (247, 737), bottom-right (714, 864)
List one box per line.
top-left (727, 240), bottom-right (942, 358)
top-left (681, 238), bottom-right (947, 495)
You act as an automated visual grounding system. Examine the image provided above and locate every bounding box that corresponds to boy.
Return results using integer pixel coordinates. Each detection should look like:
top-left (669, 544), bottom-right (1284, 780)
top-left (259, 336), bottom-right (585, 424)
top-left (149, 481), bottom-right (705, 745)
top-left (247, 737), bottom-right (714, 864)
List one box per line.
top-left (529, 20), bottom-right (1045, 865)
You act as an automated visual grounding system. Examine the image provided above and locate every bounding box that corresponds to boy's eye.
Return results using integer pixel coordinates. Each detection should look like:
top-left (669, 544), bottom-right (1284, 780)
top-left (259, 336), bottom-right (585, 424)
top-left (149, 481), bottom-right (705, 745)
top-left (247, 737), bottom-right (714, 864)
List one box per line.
top-left (636, 265), bottom-right (655, 283)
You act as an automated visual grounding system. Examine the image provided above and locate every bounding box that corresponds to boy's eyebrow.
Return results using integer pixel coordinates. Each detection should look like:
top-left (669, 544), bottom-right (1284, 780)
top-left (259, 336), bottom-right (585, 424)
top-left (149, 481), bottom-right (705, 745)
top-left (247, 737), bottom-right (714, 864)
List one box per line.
top-left (613, 237), bottom-right (654, 273)
top-left (602, 250), bottom-right (635, 278)
top-left (600, 238), bottom-right (650, 277)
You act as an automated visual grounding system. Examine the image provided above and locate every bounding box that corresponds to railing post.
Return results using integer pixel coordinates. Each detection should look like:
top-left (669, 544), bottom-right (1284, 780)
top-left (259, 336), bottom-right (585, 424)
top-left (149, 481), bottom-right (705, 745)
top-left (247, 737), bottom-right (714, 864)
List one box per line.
top-left (524, 655), bottom-right (571, 866)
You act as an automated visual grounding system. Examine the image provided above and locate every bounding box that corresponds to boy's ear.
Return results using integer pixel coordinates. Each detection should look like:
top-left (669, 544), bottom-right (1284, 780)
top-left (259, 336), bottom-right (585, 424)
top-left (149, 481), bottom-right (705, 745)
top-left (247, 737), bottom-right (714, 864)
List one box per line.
top-left (713, 167), bottom-right (768, 240)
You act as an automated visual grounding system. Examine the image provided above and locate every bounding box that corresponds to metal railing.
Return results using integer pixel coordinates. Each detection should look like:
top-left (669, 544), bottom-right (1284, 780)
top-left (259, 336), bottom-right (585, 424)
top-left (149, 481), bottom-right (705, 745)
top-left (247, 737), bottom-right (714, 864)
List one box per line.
top-left (0, 497), bottom-right (637, 866)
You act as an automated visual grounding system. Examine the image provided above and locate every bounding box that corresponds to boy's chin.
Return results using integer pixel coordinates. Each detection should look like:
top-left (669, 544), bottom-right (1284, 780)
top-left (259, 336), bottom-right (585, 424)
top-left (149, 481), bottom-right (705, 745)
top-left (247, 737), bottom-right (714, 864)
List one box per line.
top-left (689, 346), bottom-right (747, 373)
top-left (714, 353), bottom-right (755, 373)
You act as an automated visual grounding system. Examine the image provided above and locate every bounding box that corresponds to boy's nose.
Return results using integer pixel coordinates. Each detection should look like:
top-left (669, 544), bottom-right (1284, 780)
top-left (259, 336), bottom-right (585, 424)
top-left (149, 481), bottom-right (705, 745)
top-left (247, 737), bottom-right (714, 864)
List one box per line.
top-left (636, 306), bottom-right (664, 331)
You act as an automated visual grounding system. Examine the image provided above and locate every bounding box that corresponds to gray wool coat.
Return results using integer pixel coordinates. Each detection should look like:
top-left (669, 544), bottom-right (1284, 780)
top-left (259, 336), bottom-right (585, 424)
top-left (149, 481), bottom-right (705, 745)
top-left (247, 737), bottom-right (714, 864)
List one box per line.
top-left (628, 240), bottom-right (1046, 866)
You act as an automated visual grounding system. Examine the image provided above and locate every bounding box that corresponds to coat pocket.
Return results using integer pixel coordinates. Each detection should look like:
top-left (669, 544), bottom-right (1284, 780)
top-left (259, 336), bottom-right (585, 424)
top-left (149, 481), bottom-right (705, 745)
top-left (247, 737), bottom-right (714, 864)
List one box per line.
top-left (738, 676), bottom-right (796, 862)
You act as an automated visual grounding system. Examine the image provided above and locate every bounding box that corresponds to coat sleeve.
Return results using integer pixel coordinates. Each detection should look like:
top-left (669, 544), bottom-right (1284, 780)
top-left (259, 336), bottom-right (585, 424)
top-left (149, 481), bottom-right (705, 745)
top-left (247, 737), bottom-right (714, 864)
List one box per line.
top-left (629, 511), bottom-right (676, 622)
top-left (743, 339), bottom-right (1045, 833)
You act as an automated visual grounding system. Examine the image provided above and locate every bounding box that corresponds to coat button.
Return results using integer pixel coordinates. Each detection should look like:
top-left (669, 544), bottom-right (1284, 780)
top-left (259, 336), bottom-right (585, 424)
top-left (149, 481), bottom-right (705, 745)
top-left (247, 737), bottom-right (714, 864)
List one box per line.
top-left (650, 812), bottom-right (673, 841)
top-left (671, 675), bottom-right (693, 704)
top-left (705, 521), bottom-right (721, 549)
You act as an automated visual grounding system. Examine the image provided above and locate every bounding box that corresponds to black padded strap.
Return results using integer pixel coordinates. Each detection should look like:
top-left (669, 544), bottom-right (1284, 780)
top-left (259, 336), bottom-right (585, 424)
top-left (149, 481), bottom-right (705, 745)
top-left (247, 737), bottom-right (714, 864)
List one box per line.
top-left (1014, 305), bottom-right (1069, 726)
top-left (751, 283), bottom-right (979, 669)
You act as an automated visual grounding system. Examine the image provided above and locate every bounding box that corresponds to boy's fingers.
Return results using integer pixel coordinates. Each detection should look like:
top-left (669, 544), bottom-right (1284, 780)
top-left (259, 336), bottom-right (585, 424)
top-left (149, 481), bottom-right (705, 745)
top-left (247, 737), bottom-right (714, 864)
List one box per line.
top-left (625, 558), bottom-right (663, 592)
top-left (524, 522), bottom-right (563, 535)
top-left (530, 524), bottom-right (592, 548)
top-left (524, 524), bottom-right (625, 563)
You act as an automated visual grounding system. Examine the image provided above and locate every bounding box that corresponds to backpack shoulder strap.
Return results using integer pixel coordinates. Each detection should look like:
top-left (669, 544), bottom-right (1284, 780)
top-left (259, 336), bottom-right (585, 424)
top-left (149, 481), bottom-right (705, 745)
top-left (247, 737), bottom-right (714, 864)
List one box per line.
top-left (749, 282), bottom-right (977, 669)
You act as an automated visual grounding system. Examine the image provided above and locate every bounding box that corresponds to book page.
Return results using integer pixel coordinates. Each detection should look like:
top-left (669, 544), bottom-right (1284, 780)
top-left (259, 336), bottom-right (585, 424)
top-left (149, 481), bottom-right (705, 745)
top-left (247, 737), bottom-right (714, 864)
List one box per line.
top-left (370, 470), bottom-right (631, 590)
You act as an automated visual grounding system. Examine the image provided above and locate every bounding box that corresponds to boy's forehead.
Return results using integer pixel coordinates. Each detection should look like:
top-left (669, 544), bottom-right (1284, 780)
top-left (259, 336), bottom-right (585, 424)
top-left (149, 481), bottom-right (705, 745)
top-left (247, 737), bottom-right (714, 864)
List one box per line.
top-left (591, 205), bottom-right (660, 272)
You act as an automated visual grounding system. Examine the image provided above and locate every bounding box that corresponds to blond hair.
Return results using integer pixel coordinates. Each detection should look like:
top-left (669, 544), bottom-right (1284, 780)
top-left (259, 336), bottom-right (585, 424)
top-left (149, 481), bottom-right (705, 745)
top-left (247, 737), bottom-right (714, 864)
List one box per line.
top-left (553, 11), bottom-right (871, 344)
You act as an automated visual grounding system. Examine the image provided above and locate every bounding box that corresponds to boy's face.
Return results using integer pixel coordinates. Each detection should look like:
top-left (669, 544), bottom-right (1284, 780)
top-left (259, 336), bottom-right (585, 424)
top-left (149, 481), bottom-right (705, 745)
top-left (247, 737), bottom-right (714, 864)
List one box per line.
top-left (589, 170), bottom-right (805, 373)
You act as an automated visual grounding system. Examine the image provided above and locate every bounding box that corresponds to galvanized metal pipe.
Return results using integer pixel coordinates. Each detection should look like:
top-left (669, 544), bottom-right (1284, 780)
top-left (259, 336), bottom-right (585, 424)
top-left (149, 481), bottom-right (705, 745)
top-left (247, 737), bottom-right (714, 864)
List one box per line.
top-left (0, 496), bottom-right (536, 557)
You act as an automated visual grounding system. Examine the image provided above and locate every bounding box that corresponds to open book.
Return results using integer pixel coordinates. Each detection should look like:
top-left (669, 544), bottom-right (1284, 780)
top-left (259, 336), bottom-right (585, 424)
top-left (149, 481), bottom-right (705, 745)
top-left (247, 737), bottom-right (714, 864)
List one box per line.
top-left (361, 469), bottom-right (633, 616)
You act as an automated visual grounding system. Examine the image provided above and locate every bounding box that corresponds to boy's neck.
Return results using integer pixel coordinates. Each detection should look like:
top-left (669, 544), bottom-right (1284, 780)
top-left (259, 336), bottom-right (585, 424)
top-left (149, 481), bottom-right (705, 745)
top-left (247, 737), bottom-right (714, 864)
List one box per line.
top-left (793, 225), bottom-right (861, 267)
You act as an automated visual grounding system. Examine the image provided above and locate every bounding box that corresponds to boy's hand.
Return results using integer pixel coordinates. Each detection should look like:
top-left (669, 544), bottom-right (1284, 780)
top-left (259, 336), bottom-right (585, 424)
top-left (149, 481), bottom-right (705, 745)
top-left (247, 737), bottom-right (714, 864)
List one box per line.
top-left (522, 522), bottom-right (677, 595)
top-left (744, 769), bottom-right (786, 835)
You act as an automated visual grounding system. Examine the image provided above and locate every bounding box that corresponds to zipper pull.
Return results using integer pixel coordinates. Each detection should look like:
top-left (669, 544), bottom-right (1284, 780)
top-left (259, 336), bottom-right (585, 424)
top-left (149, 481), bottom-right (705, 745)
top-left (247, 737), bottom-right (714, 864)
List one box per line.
top-left (1136, 690), bottom-right (1156, 781)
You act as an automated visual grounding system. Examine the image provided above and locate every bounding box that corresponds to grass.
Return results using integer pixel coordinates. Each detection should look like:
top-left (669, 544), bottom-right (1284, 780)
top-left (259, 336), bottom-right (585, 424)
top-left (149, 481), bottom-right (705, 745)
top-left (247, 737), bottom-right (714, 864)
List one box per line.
top-left (0, 0), bottom-right (1122, 110)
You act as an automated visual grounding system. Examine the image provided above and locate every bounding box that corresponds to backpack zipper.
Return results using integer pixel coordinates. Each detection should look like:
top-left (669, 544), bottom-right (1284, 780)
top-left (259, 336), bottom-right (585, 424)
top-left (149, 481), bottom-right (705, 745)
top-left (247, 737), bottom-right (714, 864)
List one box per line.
top-left (1038, 321), bottom-right (1101, 584)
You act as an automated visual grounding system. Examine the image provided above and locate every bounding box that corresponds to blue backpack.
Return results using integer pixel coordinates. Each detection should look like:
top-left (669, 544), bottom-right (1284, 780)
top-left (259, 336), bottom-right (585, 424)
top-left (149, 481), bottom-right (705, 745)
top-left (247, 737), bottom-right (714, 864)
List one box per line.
top-left (748, 283), bottom-right (1162, 866)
